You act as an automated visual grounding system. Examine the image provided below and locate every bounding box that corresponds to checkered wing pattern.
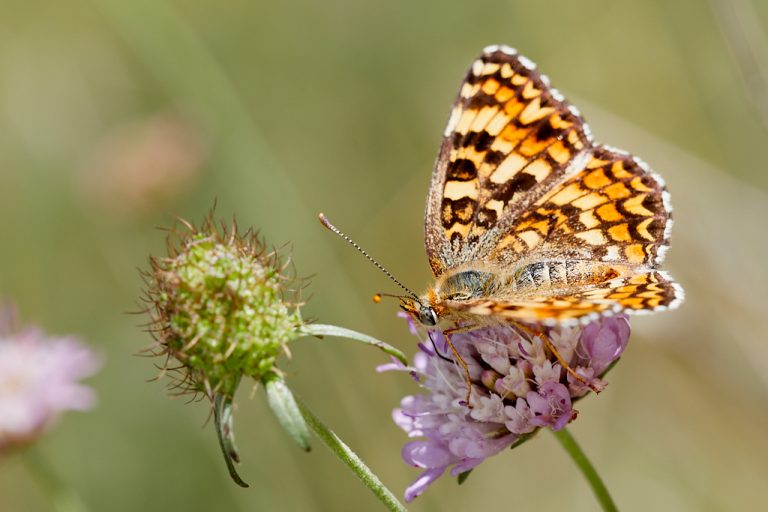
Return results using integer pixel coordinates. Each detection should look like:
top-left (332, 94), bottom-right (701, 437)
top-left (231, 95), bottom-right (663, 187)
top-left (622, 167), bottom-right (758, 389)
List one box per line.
top-left (425, 46), bottom-right (592, 276)
top-left (457, 270), bottom-right (683, 326)
top-left (488, 146), bottom-right (673, 268)
top-left (423, 46), bottom-right (683, 324)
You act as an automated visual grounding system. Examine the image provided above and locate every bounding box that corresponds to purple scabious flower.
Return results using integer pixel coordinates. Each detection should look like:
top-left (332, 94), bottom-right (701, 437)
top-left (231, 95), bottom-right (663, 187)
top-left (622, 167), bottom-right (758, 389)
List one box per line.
top-left (0, 305), bottom-right (101, 453)
top-left (383, 313), bottom-right (630, 501)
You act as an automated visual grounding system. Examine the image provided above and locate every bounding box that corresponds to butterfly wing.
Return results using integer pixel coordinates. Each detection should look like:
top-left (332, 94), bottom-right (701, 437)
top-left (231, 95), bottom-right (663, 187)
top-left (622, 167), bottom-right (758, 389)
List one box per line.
top-left (452, 270), bottom-right (684, 326)
top-left (487, 145), bottom-right (673, 268)
top-left (425, 45), bottom-right (593, 277)
top-left (424, 46), bottom-right (683, 324)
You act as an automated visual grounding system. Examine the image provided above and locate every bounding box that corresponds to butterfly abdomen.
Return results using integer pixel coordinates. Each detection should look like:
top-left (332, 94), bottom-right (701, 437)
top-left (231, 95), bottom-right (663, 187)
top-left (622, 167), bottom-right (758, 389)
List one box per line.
top-left (437, 260), bottom-right (624, 303)
top-left (510, 260), bottom-right (622, 294)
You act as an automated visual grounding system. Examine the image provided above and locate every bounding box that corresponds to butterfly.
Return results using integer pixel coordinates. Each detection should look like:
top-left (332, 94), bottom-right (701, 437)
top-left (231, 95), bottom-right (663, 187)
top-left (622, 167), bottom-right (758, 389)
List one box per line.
top-left (399, 45), bottom-right (684, 331)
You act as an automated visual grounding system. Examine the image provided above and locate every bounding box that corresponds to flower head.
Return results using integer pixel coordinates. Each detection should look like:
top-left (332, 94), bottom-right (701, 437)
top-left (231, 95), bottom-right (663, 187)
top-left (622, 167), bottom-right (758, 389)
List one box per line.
top-left (0, 304), bottom-right (101, 454)
top-left (384, 314), bottom-right (630, 501)
top-left (142, 213), bottom-right (304, 400)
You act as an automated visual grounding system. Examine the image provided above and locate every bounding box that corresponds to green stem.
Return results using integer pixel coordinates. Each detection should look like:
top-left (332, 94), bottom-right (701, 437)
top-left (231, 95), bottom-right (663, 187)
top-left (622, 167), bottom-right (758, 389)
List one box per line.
top-left (23, 447), bottom-right (87, 512)
top-left (299, 324), bottom-right (407, 366)
top-left (295, 399), bottom-right (407, 512)
top-left (552, 428), bottom-right (618, 512)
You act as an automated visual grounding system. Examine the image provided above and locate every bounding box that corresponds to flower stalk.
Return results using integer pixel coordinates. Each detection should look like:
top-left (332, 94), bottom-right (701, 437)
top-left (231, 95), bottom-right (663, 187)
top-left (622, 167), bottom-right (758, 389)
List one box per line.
top-left (299, 324), bottom-right (407, 366)
top-left (295, 398), bottom-right (407, 512)
top-left (552, 428), bottom-right (618, 512)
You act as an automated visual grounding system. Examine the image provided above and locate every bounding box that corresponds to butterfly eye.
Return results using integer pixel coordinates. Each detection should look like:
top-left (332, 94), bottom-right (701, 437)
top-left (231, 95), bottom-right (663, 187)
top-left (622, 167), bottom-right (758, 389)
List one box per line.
top-left (419, 307), bottom-right (438, 326)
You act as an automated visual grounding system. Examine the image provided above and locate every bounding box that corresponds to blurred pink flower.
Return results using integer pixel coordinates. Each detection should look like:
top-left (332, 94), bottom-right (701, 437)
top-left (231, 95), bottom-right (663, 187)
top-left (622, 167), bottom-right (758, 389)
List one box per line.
top-left (0, 305), bottom-right (101, 453)
top-left (81, 113), bottom-right (206, 216)
top-left (383, 314), bottom-right (630, 501)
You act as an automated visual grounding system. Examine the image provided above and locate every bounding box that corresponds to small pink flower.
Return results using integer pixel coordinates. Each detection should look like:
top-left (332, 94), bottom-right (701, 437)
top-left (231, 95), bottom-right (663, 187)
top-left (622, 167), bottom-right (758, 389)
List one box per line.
top-left (526, 382), bottom-right (575, 431)
top-left (577, 316), bottom-right (630, 374)
top-left (0, 305), bottom-right (101, 453)
top-left (504, 398), bottom-right (535, 435)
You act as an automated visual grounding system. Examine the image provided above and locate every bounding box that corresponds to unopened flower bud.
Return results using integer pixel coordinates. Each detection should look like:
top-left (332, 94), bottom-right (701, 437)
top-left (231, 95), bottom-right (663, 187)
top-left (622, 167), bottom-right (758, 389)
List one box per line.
top-left (142, 214), bottom-right (303, 400)
top-left (480, 369), bottom-right (500, 390)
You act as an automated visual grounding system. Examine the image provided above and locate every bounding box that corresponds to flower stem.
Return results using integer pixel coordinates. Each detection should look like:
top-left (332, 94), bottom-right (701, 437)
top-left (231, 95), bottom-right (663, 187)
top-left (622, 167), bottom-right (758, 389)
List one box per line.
top-left (299, 324), bottom-right (408, 366)
top-left (552, 428), bottom-right (618, 512)
top-left (295, 398), bottom-right (407, 512)
top-left (24, 447), bottom-right (88, 512)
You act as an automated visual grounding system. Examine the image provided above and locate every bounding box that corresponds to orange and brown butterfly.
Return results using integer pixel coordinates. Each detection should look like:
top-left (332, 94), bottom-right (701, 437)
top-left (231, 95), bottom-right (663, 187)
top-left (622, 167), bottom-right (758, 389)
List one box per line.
top-left (398, 45), bottom-right (684, 331)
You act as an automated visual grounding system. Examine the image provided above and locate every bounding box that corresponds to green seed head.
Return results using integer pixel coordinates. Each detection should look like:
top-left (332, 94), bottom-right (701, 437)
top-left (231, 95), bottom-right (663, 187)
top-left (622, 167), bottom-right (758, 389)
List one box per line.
top-left (143, 214), bottom-right (302, 399)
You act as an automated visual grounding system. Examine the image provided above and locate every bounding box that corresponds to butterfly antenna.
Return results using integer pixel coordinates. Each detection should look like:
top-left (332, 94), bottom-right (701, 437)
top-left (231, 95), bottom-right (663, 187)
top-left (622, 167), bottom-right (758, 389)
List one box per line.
top-left (318, 213), bottom-right (419, 300)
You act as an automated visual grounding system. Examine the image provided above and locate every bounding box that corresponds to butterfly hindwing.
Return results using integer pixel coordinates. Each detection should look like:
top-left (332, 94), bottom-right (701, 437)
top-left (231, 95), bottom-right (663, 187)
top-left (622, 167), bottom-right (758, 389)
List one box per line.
top-left (488, 146), bottom-right (673, 268)
top-left (456, 270), bottom-right (683, 326)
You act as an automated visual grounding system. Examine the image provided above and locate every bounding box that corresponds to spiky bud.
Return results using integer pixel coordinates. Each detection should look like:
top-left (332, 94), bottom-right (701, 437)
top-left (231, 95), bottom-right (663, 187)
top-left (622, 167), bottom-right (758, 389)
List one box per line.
top-left (142, 214), bottom-right (303, 400)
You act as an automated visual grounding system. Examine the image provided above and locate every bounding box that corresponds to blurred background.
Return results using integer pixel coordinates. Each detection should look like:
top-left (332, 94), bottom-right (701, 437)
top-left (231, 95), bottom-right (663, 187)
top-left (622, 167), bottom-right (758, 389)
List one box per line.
top-left (1, 0), bottom-right (767, 510)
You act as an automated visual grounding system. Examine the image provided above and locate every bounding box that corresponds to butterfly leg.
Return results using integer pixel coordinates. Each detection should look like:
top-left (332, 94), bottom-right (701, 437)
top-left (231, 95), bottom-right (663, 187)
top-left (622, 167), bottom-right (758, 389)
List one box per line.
top-left (427, 331), bottom-right (456, 364)
top-left (441, 327), bottom-right (474, 407)
top-left (511, 321), bottom-right (601, 393)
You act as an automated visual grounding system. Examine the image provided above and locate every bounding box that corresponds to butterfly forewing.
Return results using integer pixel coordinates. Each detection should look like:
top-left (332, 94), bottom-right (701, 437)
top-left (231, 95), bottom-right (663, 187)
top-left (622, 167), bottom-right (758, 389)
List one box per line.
top-left (425, 45), bottom-right (593, 277)
top-left (423, 46), bottom-right (683, 325)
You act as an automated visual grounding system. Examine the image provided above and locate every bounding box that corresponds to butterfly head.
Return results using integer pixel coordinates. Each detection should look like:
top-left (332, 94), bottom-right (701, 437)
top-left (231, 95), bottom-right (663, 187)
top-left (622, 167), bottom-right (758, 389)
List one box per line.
top-left (396, 289), bottom-right (442, 327)
top-left (401, 300), bottom-right (438, 326)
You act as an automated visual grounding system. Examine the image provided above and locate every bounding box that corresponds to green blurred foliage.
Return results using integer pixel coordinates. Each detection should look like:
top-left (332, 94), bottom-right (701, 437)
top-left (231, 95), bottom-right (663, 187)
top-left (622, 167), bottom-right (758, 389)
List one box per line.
top-left (1, 0), bottom-right (767, 510)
